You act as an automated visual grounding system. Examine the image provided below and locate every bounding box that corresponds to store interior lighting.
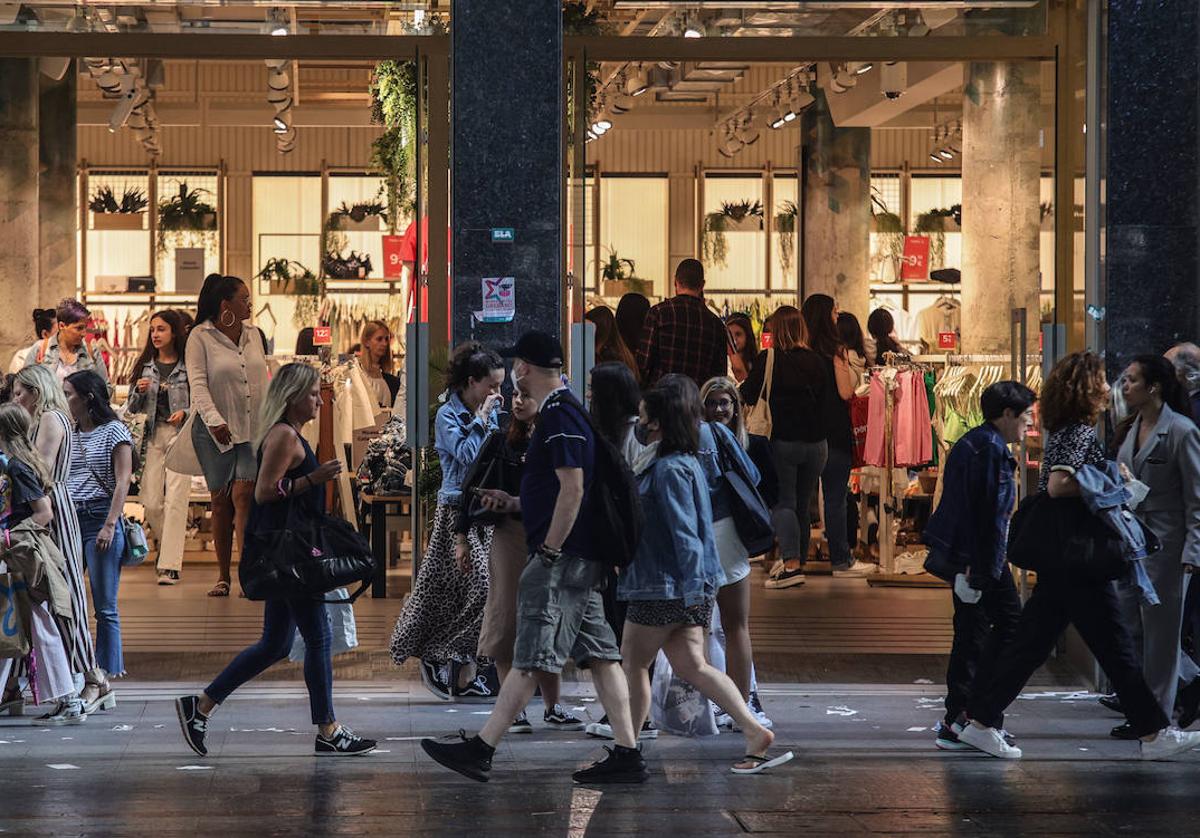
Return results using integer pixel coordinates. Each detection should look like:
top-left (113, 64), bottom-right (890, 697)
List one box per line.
top-left (265, 58), bottom-right (297, 154)
top-left (267, 6), bottom-right (290, 36)
top-left (682, 11), bottom-right (704, 38)
top-left (830, 64), bottom-right (858, 94)
top-left (717, 122), bottom-right (742, 158)
top-left (625, 65), bottom-right (650, 97)
top-left (736, 112), bottom-right (760, 146)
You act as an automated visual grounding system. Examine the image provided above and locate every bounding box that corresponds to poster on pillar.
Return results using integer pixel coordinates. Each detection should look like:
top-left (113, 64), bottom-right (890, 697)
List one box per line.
top-left (382, 235), bottom-right (404, 279)
top-left (480, 277), bottom-right (516, 324)
top-left (900, 236), bottom-right (931, 282)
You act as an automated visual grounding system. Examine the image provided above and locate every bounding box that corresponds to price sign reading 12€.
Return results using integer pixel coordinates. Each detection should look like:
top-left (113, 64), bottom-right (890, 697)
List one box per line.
top-left (312, 326), bottom-right (332, 346)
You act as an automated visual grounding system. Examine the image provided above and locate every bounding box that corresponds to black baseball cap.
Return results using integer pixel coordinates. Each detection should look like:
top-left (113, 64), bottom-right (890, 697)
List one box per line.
top-left (499, 330), bottom-right (564, 368)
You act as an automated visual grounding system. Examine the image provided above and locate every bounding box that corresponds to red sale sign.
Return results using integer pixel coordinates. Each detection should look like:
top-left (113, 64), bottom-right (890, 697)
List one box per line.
top-left (761, 331), bottom-right (774, 349)
top-left (901, 236), bottom-right (931, 282)
top-left (382, 235), bottom-right (404, 279)
top-left (312, 326), bottom-right (332, 346)
top-left (937, 331), bottom-right (957, 351)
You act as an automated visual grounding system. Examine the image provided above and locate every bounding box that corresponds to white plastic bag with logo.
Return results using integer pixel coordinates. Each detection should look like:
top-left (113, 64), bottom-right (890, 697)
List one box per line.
top-left (648, 649), bottom-right (719, 738)
top-left (288, 590), bottom-right (359, 662)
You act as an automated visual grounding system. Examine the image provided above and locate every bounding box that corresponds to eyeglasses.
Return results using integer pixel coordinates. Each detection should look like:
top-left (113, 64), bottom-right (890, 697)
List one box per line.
top-left (704, 398), bottom-right (735, 410)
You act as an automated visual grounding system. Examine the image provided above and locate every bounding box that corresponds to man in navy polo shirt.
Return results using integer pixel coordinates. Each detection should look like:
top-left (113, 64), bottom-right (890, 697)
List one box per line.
top-left (421, 331), bottom-right (645, 784)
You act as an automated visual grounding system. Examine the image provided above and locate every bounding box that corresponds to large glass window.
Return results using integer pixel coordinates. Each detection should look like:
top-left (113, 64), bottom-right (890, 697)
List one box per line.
top-left (702, 173), bottom-right (765, 292)
top-left (253, 175), bottom-right (322, 285)
top-left (909, 174), bottom-right (962, 272)
top-left (325, 174), bottom-right (387, 278)
top-left (596, 174), bottom-right (669, 298)
top-left (771, 173), bottom-right (798, 291)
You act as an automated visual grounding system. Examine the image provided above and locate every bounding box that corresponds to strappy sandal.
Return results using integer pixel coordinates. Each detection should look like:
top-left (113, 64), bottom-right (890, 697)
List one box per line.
top-left (730, 751), bottom-right (795, 775)
top-left (207, 581), bottom-right (231, 597)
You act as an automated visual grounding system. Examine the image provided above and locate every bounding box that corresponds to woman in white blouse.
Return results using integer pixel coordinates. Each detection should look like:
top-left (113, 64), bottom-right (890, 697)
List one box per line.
top-left (186, 274), bottom-right (269, 597)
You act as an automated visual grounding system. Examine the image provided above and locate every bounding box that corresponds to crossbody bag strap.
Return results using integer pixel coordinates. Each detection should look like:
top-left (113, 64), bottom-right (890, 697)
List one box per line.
top-left (759, 348), bottom-right (775, 404)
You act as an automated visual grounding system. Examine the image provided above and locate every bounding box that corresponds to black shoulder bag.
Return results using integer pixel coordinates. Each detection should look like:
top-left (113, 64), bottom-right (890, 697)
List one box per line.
top-left (709, 423), bottom-right (776, 557)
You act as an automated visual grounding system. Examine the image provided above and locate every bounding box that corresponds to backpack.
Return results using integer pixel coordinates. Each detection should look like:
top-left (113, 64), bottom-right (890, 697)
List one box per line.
top-left (545, 392), bottom-right (644, 570)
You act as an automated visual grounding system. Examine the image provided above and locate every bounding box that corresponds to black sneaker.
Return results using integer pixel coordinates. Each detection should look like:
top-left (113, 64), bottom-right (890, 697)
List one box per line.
top-left (453, 675), bottom-right (496, 704)
top-left (508, 711), bottom-right (533, 734)
top-left (544, 704), bottom-right (586, 731)
top-left (572, 745), bottom-right (649, 784)
top-left (748, 690), bottom-right (765, 716)
top-left (1098, 693), bottom-right (1123, 714)
top-left (764, 566), bottom-right (806, 589)
top-left (315, 725), bottom-right (377, 756)
top-left (420, 730), bottom-right (494, 782)
top-left (175, 695), bottom-right (209, 757)
top-left (585, 718), bottom-right (659, 740)
top-left (157, 570), bottom-right (179, 586)
top-left (420, 659), bottom-right (452, 702)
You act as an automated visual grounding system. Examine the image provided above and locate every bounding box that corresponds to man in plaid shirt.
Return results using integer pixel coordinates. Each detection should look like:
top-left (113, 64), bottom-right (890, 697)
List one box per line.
top-left (636, 259), bottom-right (729, 387)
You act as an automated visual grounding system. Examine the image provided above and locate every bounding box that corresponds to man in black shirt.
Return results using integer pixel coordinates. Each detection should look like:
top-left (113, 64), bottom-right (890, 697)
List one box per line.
top-left (421, 331), bottom-right (645, 784)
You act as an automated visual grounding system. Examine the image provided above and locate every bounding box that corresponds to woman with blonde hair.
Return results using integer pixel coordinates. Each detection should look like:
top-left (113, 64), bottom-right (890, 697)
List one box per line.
top-left (740, 305), bottom-right (828, 589)
top-left (175, 363), bottom-right (376, 757)
top-left (358, 320), bottom-right (401, 409)
top-left (700, 375), bottom-right (778, 725)
top-left (10, 363), bottom-right (100, 722)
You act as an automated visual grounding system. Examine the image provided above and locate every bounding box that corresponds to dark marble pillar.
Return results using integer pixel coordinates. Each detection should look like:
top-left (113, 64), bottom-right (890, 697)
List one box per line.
top-left (451, 0), bottom-right (561, 348)
top-left (801, 89), bottom-right (871, 318)
top-left (1105, 2), bottom-right (1200, 376)
top-left (0, 59), bottom-right (40, 366)
top-left (40, 63), bottom-right (77, 306)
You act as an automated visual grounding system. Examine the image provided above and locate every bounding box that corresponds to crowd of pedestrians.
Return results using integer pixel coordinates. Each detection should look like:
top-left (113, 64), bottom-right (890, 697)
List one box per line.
top-left (5, 256), bottom-right (1200, 777)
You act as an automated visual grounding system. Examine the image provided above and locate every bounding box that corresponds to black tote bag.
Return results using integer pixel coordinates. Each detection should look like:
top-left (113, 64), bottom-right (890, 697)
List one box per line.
top-left (709, 423), bottom-right (776, 557)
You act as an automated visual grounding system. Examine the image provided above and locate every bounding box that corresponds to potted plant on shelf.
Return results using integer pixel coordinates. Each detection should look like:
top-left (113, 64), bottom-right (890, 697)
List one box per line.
top-left (720, 199), bottom-right (764, 233)
top-left (322, 250), bottom-right (374, 280)
top-left (255, 257), bottom-right (325, 326)
top-left (775, 200), bottom-right (798, 274)
top-left (89, 186), bottom-right (149, 231)
top-left (600, 247), bottom-right (651, 298)
top-left (328, 200), bottom-right (388, 232)
top-left (703, 198), bottom-right (763, 268)
top-left (913, 205), bottom-right (960, 269)
top-left (157, 181), bottom-right (219, 263)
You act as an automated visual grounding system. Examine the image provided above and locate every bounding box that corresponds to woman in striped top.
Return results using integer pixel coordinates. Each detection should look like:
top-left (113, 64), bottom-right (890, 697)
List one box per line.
top-left (12, 364), bottom-right (100, 723)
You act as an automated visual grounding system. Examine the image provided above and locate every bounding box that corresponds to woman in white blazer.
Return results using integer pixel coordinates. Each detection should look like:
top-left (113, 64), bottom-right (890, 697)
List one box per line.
top-left (1116, 354), bottom-right (1200, 733)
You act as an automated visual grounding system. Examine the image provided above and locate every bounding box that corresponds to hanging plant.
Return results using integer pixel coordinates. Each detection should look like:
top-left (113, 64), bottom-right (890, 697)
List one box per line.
top-left (703, 212), bottom-right (730, 267)
top-left (328, 200), bottom-right (388, 231)
top-left (369, 60), bottom-right (419, 236)
top-left (256, 258), bottom-right (324, 326)
top-left (158, 182), bottom-right (217, 231)
top-left (775, 200), bottom-right (798, 274)
top-left (914, 206), bottom-right (959, 269)
top-left (89, 186), bottom-right (148, 214)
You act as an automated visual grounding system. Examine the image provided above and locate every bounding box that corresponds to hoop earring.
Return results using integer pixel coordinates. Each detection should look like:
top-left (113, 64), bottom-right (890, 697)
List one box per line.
top-left (220, 309), bottom-right (236, 328)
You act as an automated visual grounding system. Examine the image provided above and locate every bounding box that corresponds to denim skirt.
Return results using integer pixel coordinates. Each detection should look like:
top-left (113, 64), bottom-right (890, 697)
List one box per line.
top-left (192, 420), bottom-right (257, 492)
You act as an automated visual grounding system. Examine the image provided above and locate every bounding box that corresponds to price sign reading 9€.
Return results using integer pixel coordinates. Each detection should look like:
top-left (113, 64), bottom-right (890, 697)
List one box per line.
top-left (382, 235), bottom-right (404, 279)
top-left (900, 236), bottom-right (931, 282)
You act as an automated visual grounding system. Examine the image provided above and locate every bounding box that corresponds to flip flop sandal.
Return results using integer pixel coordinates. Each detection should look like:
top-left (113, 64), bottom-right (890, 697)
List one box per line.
top-left (730, 751), bottom-right (795, 775)
top-left (207, 581), bottom-right (231, 597)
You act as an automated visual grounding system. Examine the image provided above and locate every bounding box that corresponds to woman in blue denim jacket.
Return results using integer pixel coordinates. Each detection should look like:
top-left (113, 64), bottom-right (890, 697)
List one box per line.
top-left (390, 342), bottom-right (504, 702)
top-left (124, 310), bottom-right (191, 584)
top-left (619, 378), bottom-right (792, 775)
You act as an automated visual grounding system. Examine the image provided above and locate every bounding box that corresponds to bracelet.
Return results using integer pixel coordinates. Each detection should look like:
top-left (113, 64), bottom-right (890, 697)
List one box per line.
top-left (276, 478), bottom-right (292, 498)
top-left (538, 544), bottom-right (562, 558)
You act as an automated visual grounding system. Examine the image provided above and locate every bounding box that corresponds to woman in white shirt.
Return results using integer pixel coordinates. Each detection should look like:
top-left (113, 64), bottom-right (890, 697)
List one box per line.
top-left (186, 274), bottom-right (269, 597)
top-left (358, 320), bottom-right (400, 410)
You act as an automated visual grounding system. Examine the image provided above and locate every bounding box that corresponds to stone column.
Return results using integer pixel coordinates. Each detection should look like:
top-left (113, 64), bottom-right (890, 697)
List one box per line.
top-left (0, 59), bottom-right (40, 367)
top-left (40, 63), bottom-right (77, 307)
top-left (959, 61), bottom-right (1042, 355)
top-left (801, 89), bottom-right (871, 318)
top-left (1105, 2), bottom-right (1199, 376)
top-left (451, 0), bottom-right (561, 347)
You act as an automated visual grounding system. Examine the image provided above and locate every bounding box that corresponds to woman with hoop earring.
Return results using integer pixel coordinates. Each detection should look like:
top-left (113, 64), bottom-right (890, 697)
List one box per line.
top-left (185, 274), bottom-right (270, 597)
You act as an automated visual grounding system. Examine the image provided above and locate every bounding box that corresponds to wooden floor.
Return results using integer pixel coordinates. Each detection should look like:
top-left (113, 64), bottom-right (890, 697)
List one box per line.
top-left (114, 554), bottom-right (954, 657)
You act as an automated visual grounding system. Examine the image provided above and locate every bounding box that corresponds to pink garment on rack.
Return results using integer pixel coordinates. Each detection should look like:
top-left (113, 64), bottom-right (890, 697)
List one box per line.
top-left (863, 372), bottom-right (889, 467)
top-left (893, 370), bottom-right (933, 467)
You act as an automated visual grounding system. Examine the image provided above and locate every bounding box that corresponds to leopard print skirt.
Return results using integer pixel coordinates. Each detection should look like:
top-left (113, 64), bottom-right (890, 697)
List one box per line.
top-left (389, 502), bottom-right (493, 665)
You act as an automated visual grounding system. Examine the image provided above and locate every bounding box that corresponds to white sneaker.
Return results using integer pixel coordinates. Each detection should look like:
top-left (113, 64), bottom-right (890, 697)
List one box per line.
top-left (957, 723), bottom-right (1022, 759)
top-left (1140, 727), bottom-right (1200, 760)
top-left (832, 561), bottom-right (878, 577)
top-left (37, 698), bottom-right (87, 726)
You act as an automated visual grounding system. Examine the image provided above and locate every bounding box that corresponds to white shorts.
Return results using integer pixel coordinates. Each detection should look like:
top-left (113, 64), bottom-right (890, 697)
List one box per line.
top-left (714, 516), bottom-right (751, 586)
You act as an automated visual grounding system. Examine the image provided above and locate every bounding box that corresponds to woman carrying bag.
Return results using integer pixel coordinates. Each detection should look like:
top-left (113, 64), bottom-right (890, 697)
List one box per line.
top-left (959, 352), bottom-right (1200, 761)
top-left (175, 363), bottom-right (376, 758)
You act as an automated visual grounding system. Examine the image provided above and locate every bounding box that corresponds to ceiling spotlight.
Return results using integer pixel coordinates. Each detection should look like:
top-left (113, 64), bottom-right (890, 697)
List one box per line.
top-left (939, 149), bottom-right (954, 160)
top-left (929, 151), bottom-right (942, 163)
top-left (682, 13), bottom-right (704, 38)
top-left (268, 69), bottom-right (290, 91)
top-left (585, 129), bottom-right (598, 143)
top-left (769, 106), bottom-right (787, 130)
top-left (593, 116), bottom-right (612, 132)
top-left (717, 124), bottom-right (742, 158)
top-left (829, 65), bottom-right (857, 94)
top-left (273, 112), bottom-right (292, 133)
top-left (267, 6), bottom-right (289, 36)
top-left (852, 62), bottom-right (874, 76)
top-left (908, 12), bottom-right (931, 37)
top-left (736, 112), bottom-right (760, 146)
top-left (625, 65), bottom-right (649, 97)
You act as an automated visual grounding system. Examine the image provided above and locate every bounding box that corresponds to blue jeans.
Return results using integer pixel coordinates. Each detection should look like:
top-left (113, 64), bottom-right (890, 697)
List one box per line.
top-left (205, 595), bottom-right (334, 725)
top-left (78, 498), bottom-right (126, 677)
top-left (821, 445), bottom-right (854, 569)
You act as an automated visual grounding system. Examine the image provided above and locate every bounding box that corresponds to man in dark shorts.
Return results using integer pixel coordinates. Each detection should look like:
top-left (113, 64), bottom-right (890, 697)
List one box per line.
top-left (421, 331), bottom-right (645, 784)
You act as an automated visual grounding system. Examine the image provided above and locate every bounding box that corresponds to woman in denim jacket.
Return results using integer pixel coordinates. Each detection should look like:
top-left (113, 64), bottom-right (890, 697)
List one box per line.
top-left (125, 310), bottom-right (191, 585)
top-left (619, 377), bottom-right (792, 775)
top-left (390, 342), bottom-right (504, 702)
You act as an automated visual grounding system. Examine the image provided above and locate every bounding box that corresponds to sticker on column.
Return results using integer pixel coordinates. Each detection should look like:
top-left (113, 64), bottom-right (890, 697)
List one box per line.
top-left (481, 277), bottom-right (516, 323)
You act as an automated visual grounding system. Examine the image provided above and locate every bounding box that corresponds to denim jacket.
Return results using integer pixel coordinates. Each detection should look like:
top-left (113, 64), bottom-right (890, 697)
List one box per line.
top-left (434, 391), bottom-right (498, 506)
top-left (125, 358), bottom-right (190, 437)
top-left (1075, 462), bottom-right (1160, 605)
top-left (697, 422), bottom-right (762, 521)
top-left (618, 451), bottom-right (725, 605)
top-left (922, 423), bottom-right (1016, 583)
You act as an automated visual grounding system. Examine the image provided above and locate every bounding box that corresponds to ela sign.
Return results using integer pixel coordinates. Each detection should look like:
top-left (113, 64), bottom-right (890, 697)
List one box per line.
top-left (490, 228), bottom-right (515, 244)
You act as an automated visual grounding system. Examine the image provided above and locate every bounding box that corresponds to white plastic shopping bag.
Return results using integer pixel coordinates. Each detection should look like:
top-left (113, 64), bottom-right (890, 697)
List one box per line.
top-left (288, 590), bottom-right (359, 662)
top-left (648, 649), bottom-right (719, 737)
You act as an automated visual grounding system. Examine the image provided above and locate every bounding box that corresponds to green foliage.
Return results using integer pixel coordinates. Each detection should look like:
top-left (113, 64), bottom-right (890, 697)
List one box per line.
top-left (721, 199), bottom-right (763, 222)
top-left (90, 185), bottom-right (148, 214)
top-left (329, 200), bottom-right (387, 229)
top-left (256, 258), bottom-right (323, 327)
top-left (158, 182), bottom-right (216, 231)
top-left (914, 206), bottom-right (959, 269)
top-left (601, 247), bottom-right (636, 282)
top-left (776, 200), bottom-right (798, 273)
top-left (369, 60), bottom-right (418, 235)
top-left (703, 212), bottom-right (729, 267)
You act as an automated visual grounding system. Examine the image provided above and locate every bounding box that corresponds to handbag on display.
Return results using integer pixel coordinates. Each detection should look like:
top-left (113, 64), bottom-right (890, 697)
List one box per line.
top-left (744, 348), bottom-right (774, 438)
top-left (709, 423), bottom-right (775, 556)
top-left (849, 395), bottom-right (871, 468)
top-left (239, 499), bottom-right (376, 603)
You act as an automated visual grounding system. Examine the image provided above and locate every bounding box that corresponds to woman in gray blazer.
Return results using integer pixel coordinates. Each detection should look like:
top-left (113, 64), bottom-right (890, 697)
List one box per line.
top-left (1117, 354), bottom-right (1200, 732)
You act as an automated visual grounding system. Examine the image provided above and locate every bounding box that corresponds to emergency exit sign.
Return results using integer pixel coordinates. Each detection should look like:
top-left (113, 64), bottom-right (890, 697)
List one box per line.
top-left (491, 227), bottom-right (515, 243)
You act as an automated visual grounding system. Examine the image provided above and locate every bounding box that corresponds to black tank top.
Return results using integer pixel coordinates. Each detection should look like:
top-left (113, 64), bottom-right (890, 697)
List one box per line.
top-left (246, 424), bottom-right (324, 534)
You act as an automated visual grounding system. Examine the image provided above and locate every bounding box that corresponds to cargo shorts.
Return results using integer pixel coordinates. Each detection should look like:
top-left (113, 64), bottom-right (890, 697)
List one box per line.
top-left (512, 551), bottom-right (622, 673)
